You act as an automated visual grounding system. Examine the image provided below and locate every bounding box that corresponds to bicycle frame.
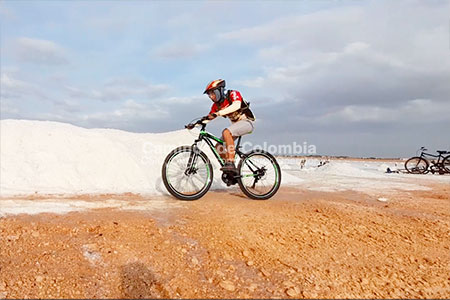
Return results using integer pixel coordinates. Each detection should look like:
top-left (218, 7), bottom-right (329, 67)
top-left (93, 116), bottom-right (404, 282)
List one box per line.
top-left (420, 151), bottom-right (445, 164)
top-left (186, 122), bottom-right (263, 180)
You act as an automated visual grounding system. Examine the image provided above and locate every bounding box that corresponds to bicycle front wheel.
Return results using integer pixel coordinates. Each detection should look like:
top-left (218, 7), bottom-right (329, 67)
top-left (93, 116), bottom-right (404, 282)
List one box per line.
top-left (405, 157), bottom-right (429, 174)
top-left (443, 155), bottom-right (450, 173)
top-left (162, 146), bottom-right (213, 200)
top-left (237, 150), bottom-right (281, 200)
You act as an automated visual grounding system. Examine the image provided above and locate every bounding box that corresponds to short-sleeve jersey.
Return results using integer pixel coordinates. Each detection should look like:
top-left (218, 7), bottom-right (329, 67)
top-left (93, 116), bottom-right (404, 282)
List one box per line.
top-left (210, 90), bottom-right (244, 122)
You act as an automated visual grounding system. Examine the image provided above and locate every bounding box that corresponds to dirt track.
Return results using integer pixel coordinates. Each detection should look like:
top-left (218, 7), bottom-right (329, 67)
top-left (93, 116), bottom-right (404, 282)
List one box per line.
top-left (1, 185), bottom-right (449, 299)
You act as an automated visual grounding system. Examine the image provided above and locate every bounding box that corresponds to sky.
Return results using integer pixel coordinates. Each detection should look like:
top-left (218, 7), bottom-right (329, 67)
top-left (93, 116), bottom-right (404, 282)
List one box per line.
top-left (1, 0), bottom-right (449, 158)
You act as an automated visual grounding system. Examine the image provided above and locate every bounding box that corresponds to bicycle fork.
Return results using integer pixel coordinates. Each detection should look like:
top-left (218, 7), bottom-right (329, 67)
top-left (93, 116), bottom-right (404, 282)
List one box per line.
top-left (185, 145), bottom-right (200, 175)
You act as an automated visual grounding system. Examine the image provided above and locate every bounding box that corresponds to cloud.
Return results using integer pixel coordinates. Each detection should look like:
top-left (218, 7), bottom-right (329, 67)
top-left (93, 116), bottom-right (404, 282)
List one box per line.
top-left (2, 0), bottom-right (449, 156)
top-left (0, 72), bottom-right (173, 129)
top-left (1, 73), bottom-right (30, 91)
top-left (247, 39), bottom-right (450, 108)
top-left (0, 99), bottom-right (19, 115)
top-left (239, 77), bottom-right (265, 88)
top-left (317, 99), bottom-right (450, 124)
top-left (53, 99), bottom-right (83, 114)
top-left (13, 37), bottom-right (69, 65)
top-left (71, 99), bottom-right (170, 132)
top-left (85, 16), bottom-right (131, 34)
top-left (152, 41), bottom-right (210, 59)
top-left (163, 95), bottom-right (205, 105)
top-left (0, 73), bottom-right (49, 101)
top-left (65, 78), bottom-right (170, 102)
top-left (218, 6), bottom-right (363, 51)
top-left (10, 98), bottom-right (170, 133)
top-left (233, 0), bottom-right (450, 122)
top-left (97, 79), bottom-right (170, 101)
top-left (82, 99), bottom-right (168, 122)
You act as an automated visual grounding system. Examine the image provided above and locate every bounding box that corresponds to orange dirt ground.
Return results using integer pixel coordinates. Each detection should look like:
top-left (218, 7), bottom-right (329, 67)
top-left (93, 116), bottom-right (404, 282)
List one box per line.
top-left (1, 184), bottom-right (449, 298)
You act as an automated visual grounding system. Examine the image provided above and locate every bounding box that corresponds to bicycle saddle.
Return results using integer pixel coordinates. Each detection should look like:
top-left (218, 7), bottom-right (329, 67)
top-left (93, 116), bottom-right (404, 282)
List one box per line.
top-left (437, 150), bottom-right (449, 154)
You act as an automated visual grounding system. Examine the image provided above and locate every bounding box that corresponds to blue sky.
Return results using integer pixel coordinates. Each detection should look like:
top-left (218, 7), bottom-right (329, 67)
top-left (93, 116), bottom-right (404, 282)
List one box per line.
top-left (1, 0), bottom-right (450, 157)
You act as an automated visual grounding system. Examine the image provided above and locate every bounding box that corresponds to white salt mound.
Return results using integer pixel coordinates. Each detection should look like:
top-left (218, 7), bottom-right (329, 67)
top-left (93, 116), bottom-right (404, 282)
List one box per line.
top-left (0, 119), bottom-right (301, 196)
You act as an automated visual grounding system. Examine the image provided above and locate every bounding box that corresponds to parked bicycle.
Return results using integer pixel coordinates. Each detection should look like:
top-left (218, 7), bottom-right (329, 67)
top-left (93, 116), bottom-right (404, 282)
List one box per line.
top-left (161, 117), bottom-right (281, 200)
top-left (404, 147), bottom-right (450, 174)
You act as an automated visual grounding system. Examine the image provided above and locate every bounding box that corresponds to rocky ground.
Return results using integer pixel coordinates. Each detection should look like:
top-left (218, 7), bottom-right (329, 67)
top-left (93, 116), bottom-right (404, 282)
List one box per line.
top-left (1, 184), bottom-right (449, 298)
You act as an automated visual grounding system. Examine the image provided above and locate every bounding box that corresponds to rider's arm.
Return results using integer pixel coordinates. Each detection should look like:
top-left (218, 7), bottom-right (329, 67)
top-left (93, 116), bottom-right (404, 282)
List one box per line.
top-left (208, 104), bottom-right (219, 120)
top-left (217, 100), bottom-right (241, 116)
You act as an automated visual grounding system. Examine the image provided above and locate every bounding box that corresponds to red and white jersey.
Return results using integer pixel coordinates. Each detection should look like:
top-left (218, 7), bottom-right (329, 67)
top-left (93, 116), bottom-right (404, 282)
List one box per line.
top-left (210, 90), bottom-right (245, 122)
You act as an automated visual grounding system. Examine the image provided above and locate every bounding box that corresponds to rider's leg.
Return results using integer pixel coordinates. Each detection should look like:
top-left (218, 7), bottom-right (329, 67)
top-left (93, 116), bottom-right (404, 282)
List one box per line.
top-left (222, 129), bottom-right (235, 163)
top-left (215, 142), bottom-right (227, 161)
top-left (220, 121), bottom-right (254, 173)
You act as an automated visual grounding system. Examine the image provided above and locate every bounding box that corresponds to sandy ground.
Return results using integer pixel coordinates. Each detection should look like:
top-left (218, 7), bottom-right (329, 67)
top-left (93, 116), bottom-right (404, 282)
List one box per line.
top-left (1, 184), bottom-right (449, 299)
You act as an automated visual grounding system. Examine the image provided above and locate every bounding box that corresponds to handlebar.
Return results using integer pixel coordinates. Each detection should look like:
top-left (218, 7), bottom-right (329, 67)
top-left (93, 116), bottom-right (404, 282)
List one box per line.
top-left (416, 147), bottom-right (450, 156)
top-left (185, 116), bottom-right (209, 130)
top-left (416, 146), bottom-right (427, 156)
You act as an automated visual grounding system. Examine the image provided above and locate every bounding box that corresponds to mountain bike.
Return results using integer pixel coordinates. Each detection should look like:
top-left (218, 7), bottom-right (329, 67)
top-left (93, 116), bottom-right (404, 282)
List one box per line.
top-left (404, 147), bottom-right (450, 175)
top-left (161, 117), bottom-right (281, 200)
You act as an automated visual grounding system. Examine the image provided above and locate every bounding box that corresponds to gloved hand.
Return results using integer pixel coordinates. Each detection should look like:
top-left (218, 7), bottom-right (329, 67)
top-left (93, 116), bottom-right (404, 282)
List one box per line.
top-left (206, 113), bottom-right (217, 120)
top-left (185, 123), bottom-right (195, 130)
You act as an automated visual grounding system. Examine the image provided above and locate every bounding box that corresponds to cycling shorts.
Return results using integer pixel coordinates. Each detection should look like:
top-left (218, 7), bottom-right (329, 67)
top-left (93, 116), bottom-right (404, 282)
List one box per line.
top-left (227, 119), bottom-right (254, 138)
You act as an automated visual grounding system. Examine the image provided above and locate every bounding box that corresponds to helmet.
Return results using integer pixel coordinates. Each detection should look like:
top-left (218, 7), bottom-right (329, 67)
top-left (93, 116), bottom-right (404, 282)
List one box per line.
top-left (203, 79), bottom-right (225, 94)
top-left (204, 79), bottom-right (226, 103)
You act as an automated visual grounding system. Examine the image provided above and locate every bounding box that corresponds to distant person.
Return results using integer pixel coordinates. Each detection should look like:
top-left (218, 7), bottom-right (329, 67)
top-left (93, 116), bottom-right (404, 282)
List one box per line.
top-left (203, 79), bottom-right (255, 174)
top-left (300, 159), bottom-right (306, 169)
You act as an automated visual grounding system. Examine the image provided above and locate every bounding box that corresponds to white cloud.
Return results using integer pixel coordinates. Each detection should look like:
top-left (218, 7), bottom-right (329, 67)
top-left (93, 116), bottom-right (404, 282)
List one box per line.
top-left (65, 78), bottom-right (170, 102)
top-left (64, 85), bottom-right (87, 98)
top-left (1, 73), bottom-right (30, 90)
top-left (85, 16), bottom-right (131, 33)
top-left (122, 99), bottom-right (146, 110)
top-left (53, 99), bottom-right (82, 113)
top-left (344, 42), bottom-right (370, 53)
top-left (236, 5), bottom-right (450, 107)
top-left (80, 99), bottom-right (169, 123)
top-left (317, 99), bottom-right (450, 124)
top-left (14, 37), bottom-right (68, 65)
top-left (238, 77), bottom-right (265, 88)
top-left (240, 41), bottom-right (378, 91)
top-left (223, 0), bottom-right (450, 73)
top-left (20, 98), bottom-right (170, 131)
top-left (2, 0), bottom-right (449, 155)
top-left (164, 96), bottom-right (205, 105)
top-left (152, 41), bottom-right (210, 59)
top-left (0, 99), bottom-right (19, 115)
top-left (0, 73), bottom-right (49, 100)
top-left (318, 105), bottom-right (395, 123)
top-left (98, 80), bottom-right (169, 101)
top-left (218, 6), bottom-right (363, 49)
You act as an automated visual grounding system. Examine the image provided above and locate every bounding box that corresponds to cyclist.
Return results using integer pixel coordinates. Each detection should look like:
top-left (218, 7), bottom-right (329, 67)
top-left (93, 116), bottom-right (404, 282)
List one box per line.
top-left (203, 79), bottom-right (255, 174)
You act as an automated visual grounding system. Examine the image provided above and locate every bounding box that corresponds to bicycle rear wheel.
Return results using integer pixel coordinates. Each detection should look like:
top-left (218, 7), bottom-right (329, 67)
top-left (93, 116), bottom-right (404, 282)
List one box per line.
top-left (237, 150), bottom-right (281, 200)
top-left (405, 157), bottom-right (429, 174)
top-left (162, 146), bottom-right (213, 200)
